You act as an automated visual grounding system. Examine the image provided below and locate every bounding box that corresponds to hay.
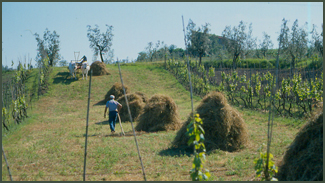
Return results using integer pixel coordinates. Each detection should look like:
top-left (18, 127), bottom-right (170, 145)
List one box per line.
top-left (276, 107), bottom-right (323, 181)
top-left (104, 83), bottom-right (130, 102)
top-left (117, 93), bottom-right (145, 122)
top-left (134, 92), bottom-right (148, 103)
top-left (90, 61), bottom-right (110, 76)
top-left (135, 94), bottom-right (181, 132)
top-left (172, 91), bottom-right (249, 152)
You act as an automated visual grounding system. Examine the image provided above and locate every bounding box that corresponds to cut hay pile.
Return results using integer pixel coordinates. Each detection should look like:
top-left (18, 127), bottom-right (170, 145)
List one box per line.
top-left (276, 108), bottom-right (323, 181)
top-left (135, 94), bottom-right (181, 132)
top-left (135, 92), bottom-right (148, 103)
top-left (171, 91), bottom-right (249, 152)
top-left (117, 93), bottom-right (145, 122)
top-left (104, 83), bottom-right (130, 102)
top-left (90, 61), bottom-right (110, 76)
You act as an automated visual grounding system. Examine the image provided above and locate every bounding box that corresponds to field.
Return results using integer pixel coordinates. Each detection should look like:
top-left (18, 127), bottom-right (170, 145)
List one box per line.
top-left (2, 62), bottom-right (305, 181)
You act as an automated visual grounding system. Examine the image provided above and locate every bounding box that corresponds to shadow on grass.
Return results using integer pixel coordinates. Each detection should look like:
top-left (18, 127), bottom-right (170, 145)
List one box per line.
top-left (93, 99), bottom-right (106, 106)
top-left (95, 120), bottom-right (109, 125)
top-left (159, 146), bottom-right (193, 157)
top-left (53, 71), bottom-right (78, 85)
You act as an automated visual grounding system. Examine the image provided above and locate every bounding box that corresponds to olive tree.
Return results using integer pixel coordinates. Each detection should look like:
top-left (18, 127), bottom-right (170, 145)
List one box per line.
top-left (259, 32), bottom-right (274, 58)
top-left (186, 19), bottom-right (211, 66)
top-left (279, 19), bottom-right (308, 70)
top-left (222, 21), bottom-right (255, 69)
top-left (34, 28), bottom-right (60, 67)
top-left (310, 24), bottom-right (323, 57)
top-left (87, 24), bottom-right (114, 62)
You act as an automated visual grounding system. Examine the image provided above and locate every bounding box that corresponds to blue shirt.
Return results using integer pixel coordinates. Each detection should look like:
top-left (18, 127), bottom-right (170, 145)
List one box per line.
top-left (106, 99), bottom-right (121, 112)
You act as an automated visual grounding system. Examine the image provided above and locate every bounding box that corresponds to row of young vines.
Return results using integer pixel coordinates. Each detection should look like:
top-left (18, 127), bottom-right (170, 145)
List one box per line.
top-left (166, 58), bottom-right (323, 117)
top-left (2, 57), bottom-right (52, 132)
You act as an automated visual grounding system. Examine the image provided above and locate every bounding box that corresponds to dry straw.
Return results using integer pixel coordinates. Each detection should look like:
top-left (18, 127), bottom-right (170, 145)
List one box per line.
top-left (135, 94), bottom-right (182, 132)
top-left (117, 93), bottom-right (146, 122)
top-left (90, 61), bottom-right (110, 76)
top-left (104, 82), bottom-right (130, 102)
top-left (276, 107), bottom-right (323, 181)
top-left (172, 91), bottom-right (249, 152)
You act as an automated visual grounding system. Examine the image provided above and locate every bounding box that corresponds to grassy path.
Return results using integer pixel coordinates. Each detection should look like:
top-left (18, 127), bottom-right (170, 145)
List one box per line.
top-left (2, 63), bottom-right (303, 181)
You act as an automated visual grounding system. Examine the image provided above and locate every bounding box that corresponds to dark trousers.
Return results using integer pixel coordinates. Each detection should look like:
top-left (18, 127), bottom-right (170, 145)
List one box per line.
top-left (108, 111), bottom-right (118, 132)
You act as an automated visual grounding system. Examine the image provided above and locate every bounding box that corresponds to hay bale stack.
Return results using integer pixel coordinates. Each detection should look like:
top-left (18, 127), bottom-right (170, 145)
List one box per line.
top-left (117, 93), bottom-right (145, 122)
top-left (135, 94), bottom-right (181, 132)
top-left (104, 83), bottom-right (130, 102)
top-left (276, 108), bottom-right (323, 181)
top-left (172, 91), bottom-right (248, 152)
top-left (90, 61), bottom-right (110, 76)
top-left (135, 92), bottom-right (148, 103)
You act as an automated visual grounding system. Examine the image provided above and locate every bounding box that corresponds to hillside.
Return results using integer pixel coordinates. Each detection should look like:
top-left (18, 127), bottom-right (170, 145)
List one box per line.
top-left (2, 62), bottom-right (304, 181)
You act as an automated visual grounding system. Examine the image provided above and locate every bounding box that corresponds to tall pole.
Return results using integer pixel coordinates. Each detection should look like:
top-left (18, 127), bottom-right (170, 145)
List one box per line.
top-left (83, 69), bottom-right (92, 181)
top-left (117, 59), bottom-right (147, 181)
top-left (2, 145), bottom-right (13, 181)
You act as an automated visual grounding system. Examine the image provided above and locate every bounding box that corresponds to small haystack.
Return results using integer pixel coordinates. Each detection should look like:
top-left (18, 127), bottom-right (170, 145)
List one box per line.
top-left (135, 94), bottom-right (181, 132)
top-left (276, 108), bottom-right (323, 181)
top-left (135, 92), bottom-right (148, 103)
top-left (117, 93), bottom-right (145, 122)
top-left (104, 82), bottom-right (130, 102)
top-left (172, 91), bottom-right (249, 152)
top-left (90, 61), bottom-right (110, 76)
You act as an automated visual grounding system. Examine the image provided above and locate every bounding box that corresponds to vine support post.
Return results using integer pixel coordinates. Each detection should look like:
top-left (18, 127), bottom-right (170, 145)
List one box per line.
top-left (83, 69), bottom-right (92, 181)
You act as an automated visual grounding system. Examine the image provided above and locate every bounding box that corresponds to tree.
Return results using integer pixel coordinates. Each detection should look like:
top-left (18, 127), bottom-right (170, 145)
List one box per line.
top-left (186, 19), bottom-right (211, 66)
top-left (279, 19), bottom-right (308, 71)
top-left (242, 23), bottom-right (257, 59)
top-left (87, 24), bottom-right (114, 62)
top-left (145, 42), bottom-right (154, 62)
top-left (310, 24), bottom-right (323, 57)
top-left (136, 51), bottom-right (147, 62)
top-left (259, 32), bottom-right (274, 58)
top-left (59, 60), bottom-right (68, 67)
top-left (222, 21), bottom-right (250, 69)
top-left (34, 28), bottom-right (60, 67)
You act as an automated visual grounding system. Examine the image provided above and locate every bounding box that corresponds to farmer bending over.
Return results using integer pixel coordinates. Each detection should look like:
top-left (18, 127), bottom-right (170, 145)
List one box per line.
top-left (104, 95), bottom-right (122, 133)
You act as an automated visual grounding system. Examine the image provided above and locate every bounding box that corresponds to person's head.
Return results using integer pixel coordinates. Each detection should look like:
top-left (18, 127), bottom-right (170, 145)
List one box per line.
top-left (110, 95), bottom-right (115, 100)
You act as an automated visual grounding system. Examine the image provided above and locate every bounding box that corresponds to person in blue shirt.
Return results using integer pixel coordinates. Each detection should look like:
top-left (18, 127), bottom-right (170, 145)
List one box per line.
top-left (104, 95), bottom-right (122, 133)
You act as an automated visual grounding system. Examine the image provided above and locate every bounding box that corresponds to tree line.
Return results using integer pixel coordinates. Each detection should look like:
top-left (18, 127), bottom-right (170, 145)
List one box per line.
top-left (136, 18), bottom-right (323, 70)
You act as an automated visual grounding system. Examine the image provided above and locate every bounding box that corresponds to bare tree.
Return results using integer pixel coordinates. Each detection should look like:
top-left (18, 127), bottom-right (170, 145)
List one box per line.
top-left (310, 24), bottom-right (323, 57)
top-left (87, 24), bottom-right (114, 62)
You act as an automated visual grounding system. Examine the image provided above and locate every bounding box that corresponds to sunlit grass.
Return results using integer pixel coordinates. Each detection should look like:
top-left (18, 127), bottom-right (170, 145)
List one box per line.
top-left (2, 62), bottom-right (304, 181)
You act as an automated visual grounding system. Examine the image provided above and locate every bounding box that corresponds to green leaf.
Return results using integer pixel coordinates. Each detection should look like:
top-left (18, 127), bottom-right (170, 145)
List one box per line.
top-left (199, 133), bottom-right (205, 141)
top-left (198, 125), bottom-right (205, 134)
top-left (187, 136), bottom-right (195, 146)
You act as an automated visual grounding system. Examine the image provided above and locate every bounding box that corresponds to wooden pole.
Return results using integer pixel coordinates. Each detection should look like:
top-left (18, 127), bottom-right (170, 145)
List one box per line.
top-left (83, 69), bottom-right (92, 181)
top-left (117, 59), bottom-right (147, 181)
top-left (117, 113), bottom-right (125, 136)
top-left (2, 145), bottom-right (13, 181)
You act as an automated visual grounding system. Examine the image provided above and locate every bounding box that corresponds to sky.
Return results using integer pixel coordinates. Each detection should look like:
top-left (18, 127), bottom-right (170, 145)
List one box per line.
top-left (2, 2), bottom-right (323, 69)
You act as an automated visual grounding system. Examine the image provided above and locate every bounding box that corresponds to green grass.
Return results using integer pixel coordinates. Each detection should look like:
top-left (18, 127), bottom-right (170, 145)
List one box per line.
top-left (2, 62), bottom-right (306, 181)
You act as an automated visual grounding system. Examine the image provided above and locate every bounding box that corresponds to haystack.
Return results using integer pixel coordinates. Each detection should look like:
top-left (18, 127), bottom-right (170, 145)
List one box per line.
top-left (172, 91), bottom-right (249, 152)
top-left (117, 93), bottom-right (145, 122)
top-left (276, 108), bottom-right (323, 181)
top-left (134, 92), bottom-right (148, 103)
top-left (104, 82), bottom-right (130, 102)
top-left (135, 94), bottom-right (181, 132)
top-left (90, 61), bottom-right (110, 76)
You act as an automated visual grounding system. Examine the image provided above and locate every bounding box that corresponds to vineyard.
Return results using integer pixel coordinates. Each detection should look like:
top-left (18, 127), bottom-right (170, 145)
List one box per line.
top-left (166, 58), bottom-right (323, 117)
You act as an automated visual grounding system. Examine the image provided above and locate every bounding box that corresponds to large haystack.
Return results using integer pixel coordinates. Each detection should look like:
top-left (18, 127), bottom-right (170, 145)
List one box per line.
top-left (276, 108), bottom-right (323, 181)
top-left (90, 61), bottom-right (110, 76)
top-left (172, 91), bottom-right (249, 152)
top-left (104, 83), bottom-right (130, 102)
top-left (117, 93), bottom-right (145, 122)
top-left (135, 94), bottom-right (181, 132)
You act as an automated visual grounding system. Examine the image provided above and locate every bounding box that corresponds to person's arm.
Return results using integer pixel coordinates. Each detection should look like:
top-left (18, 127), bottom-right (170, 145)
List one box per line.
top-left (104, 106), bottom-right (108, 118)
top-left (117, 104), bottom-right (122, 113)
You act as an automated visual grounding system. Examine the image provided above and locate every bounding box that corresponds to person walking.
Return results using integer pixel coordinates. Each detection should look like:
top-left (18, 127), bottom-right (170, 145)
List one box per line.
top-left (104, 95), bottom-right (122, 133)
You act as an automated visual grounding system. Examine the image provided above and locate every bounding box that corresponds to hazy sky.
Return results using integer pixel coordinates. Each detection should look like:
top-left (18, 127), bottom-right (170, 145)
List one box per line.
top-left (2, 2), bottom-right (323, 68)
